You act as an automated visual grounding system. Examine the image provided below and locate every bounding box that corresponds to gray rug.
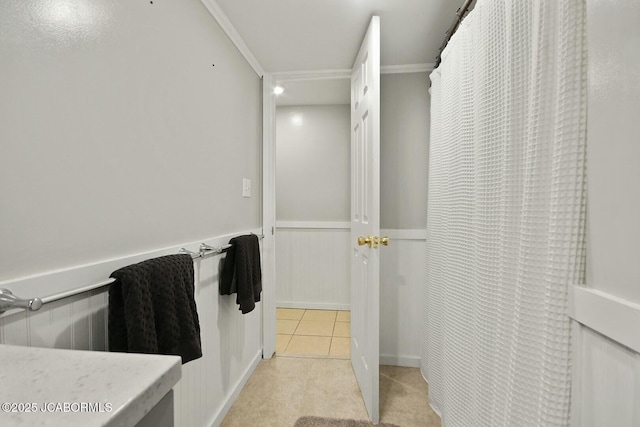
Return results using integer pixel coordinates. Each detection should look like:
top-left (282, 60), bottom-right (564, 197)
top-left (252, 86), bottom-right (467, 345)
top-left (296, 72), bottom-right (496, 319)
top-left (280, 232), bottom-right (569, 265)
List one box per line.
top-left (294, 416), bottom-right (400, 427)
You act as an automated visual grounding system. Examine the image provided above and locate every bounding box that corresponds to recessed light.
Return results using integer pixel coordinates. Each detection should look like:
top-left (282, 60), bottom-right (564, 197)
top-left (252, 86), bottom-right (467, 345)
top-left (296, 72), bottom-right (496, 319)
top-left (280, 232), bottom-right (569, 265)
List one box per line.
top-left (273, 86), bottom-right (284, 95)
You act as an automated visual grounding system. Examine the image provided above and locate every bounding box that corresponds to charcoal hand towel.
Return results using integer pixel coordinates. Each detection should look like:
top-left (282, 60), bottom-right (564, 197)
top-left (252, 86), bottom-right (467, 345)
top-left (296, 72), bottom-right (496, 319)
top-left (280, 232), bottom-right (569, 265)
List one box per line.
top-left (108, 254), bottom-right (202, 364)
top-left (220, 234), bottom-right (262, 314)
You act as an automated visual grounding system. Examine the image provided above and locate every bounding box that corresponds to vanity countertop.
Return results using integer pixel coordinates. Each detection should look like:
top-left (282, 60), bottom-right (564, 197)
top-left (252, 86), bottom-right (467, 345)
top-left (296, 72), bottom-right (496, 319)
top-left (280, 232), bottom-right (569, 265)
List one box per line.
top-left (0, 345), bottom-right (181, 427)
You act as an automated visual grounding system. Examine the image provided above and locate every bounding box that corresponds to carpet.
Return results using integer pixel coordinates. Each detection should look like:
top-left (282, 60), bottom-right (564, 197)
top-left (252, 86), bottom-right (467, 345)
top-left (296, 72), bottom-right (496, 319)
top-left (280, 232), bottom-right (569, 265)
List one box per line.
top-left (293, 416), bottom-right (400, 427)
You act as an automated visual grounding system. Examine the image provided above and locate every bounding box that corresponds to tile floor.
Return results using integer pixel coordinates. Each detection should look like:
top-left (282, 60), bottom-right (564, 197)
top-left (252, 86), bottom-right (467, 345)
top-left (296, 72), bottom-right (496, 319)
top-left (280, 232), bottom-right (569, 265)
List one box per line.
top-left (221, 357), bottom-right (441, 427)
top-left (276, 308), bottom-right (351, 358)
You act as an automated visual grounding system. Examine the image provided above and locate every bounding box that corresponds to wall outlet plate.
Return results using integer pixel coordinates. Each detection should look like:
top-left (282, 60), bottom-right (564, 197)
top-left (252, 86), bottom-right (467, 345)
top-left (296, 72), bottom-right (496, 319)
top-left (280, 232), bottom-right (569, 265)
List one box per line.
top-left (242, 178), bottom-right (251, 198)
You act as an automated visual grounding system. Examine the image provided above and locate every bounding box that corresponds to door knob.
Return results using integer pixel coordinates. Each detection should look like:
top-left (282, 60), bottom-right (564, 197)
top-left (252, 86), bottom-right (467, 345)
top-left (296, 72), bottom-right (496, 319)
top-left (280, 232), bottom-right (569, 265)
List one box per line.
top-left (358, 236), bottom-right (389, 248)
top-left (358, 236), bottom-right (373, 248)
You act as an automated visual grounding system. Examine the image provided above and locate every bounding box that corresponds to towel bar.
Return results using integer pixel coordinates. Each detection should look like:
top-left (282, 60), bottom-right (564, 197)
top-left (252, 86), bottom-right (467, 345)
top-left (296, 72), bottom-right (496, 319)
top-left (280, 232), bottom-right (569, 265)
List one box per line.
top-left (0, 234), bottom-right (265, 314)
top-left (179, 243), bottom-right (233, 260)
top-left (0, 288), bottom-right (43, 314)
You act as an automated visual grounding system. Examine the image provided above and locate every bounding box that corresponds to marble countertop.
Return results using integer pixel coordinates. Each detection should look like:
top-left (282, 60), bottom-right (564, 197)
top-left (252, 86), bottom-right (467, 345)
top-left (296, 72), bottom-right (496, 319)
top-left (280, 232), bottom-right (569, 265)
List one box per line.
top-left (0, 345), bottom-right (181, 427)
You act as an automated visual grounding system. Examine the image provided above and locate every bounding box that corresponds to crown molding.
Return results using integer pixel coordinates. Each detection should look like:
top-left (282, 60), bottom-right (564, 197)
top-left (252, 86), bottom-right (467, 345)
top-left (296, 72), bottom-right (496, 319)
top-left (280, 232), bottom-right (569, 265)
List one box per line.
top-left (197, 2), bottom-right (433, 81)
top-left (381, 63), bottom-right (435, 74)
top-left (272, 64), bottom-right (435, 82)
top-left (272, 69), bottom-right (352, 82)
top-left (200, 0), bottom-right (265, 78)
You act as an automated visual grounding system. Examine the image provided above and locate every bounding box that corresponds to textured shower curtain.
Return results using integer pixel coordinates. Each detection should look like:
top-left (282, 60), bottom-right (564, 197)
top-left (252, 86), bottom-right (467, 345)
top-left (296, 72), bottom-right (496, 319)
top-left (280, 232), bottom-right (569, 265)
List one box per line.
top-left (421, 1), bottom-right (587, 426)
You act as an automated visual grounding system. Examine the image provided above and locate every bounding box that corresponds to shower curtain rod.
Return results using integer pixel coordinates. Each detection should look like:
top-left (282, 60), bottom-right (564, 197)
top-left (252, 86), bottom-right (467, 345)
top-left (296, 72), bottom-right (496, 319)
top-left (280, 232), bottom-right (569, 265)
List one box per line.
top-left (435, 0), bottom-right (475, 68)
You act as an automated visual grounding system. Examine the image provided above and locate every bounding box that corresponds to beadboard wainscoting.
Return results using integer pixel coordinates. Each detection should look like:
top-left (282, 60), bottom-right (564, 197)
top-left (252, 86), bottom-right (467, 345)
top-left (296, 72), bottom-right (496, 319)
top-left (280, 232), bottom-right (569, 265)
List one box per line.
top-left (276, 222), bottom-right (426, 367)
top-left (569, 286), bottom-right (640, 426)
top-left (276, 222), bottom-right (351, 311)
top-left (0, 229), bottom-right (263, 427)
top-left (379, 229), bottom-right (427, 368)
top-left (0, 289), bottom-right (110, 350)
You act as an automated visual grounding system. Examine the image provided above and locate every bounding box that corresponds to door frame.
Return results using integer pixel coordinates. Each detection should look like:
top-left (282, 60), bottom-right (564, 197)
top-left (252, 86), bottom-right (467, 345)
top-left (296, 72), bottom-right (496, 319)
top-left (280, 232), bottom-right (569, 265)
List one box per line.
top-left (261, 65), bottom-right (433, 358)
top-left (261, 69), bottom-right (351, 358)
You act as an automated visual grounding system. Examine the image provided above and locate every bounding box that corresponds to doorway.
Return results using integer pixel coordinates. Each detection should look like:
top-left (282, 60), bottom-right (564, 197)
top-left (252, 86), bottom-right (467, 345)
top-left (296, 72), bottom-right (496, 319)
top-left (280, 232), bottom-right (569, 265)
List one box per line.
top-left (270, 76), bottom-right (353, 358)
top-left (261, 17), bottom-right (382, 424)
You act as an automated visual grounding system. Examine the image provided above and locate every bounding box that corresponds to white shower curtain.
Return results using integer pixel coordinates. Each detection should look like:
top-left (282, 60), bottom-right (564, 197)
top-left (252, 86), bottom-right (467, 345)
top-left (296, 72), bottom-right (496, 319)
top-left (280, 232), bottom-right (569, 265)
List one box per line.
top-left (421, 1), bottom-right (587, 426)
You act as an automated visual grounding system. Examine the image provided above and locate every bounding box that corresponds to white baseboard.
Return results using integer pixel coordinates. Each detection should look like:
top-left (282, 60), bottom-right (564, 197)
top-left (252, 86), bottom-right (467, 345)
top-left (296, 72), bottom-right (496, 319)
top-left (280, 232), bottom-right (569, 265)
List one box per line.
top-left (277, 301), bottom-right (350, 311)
top-left (429, 402), bottom-right (442, 418)
top-left (420, 369), bottom-right (443, 418)
top-left (380, 354), bottom-right (421, 368)
top-left (209, 349), bottom-right (262, 427)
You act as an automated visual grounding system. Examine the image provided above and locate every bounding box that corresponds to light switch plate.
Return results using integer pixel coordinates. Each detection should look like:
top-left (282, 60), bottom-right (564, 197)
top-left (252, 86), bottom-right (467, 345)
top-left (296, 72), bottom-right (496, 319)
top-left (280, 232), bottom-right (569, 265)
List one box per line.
top-left (242, 178), bottom-right (251, 198)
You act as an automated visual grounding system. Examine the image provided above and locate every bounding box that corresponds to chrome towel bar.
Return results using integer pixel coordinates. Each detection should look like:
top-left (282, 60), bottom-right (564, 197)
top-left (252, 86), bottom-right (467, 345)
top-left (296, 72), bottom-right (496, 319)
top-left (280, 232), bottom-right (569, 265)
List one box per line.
top-left (0, 234), bottom-right (265, 315)
top-left (179, 243), bottom-right (233, 260)
top-left (0, 288), bottom-right (43, 315)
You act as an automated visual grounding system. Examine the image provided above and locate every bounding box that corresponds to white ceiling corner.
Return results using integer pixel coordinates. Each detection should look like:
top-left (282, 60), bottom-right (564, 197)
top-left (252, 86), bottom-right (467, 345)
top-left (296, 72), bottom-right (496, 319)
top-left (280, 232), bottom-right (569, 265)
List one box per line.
top-left (200, 0), bottom-right (265, 77)
top-left (200, 0), bottom-right (454, 107)
top-left (381, 63), bottom-right (435, 74)
top-left (213, 0), bottom-right (462, 73)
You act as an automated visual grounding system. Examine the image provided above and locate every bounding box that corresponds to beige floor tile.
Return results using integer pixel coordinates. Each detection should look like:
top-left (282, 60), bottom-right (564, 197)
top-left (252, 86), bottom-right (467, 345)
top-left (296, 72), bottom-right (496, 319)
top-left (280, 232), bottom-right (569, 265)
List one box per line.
top-left (276, 308), bottom-right (305, 320)
top-left (329, 337), bottom-right (350, 358)
top-left (284, 335), bottom-right (331, 356)
top-left (333, 321), bottom-right (350, 337)
top-left (276, 319), bottom-right (299, 335)
top-left (295, 320), bottom-right (335, 336)
top-left (336, 310), bottom-right (350, 322)
top-left (276, 334), bottom-right (292, 353)
top-left (302, 309), bottom-right (337, 322)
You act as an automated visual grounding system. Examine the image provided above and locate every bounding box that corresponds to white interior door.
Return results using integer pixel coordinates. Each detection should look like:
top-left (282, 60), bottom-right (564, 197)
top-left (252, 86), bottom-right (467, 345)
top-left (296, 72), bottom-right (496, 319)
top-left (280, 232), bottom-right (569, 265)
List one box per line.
top-left (350, 16), bottom-right (381, 425)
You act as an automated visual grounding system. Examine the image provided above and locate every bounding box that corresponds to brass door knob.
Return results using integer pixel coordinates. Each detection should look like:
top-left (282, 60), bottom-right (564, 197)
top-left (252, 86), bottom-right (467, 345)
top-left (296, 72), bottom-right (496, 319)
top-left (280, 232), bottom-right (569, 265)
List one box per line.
top-left (380, 237), bottom-right (390, 246)
top-left (358, 236), bottom-right (373, 247)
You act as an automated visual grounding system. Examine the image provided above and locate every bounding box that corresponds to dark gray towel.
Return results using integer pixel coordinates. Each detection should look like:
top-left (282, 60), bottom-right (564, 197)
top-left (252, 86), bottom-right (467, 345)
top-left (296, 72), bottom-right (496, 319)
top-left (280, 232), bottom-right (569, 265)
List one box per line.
top-left (220, 234), bottom-right (262, 314)
top-left (108, 254), bottom-right (202, 364)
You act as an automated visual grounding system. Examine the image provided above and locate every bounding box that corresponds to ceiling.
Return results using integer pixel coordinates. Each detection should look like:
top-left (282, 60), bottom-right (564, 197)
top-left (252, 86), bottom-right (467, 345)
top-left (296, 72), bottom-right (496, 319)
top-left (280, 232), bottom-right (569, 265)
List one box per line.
top-left (215, 0), bottom-right (462, 72)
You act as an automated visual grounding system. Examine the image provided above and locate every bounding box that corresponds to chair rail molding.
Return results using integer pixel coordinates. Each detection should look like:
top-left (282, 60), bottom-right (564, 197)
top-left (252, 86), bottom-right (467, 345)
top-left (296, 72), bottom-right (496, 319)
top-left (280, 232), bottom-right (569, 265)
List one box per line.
top-left (568, 284), bottom-right (640, 353)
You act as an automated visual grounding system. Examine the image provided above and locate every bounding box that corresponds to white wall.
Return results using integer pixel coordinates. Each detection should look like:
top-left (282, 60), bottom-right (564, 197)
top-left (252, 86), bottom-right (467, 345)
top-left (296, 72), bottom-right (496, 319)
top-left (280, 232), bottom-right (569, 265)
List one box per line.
top-left (570, 1), bottom-right (640, 425)
top-left (276, 105), bottom-right (350, 222)
top-left (381, 72), bottom-right (430, 229)
top-left (0, 0), bottom-right (262, 282)
top-left (379, 72), bottom-right (429, 367)
top-left (0, 1), bottom-right (263, 426)
top-left (584, 0), bottom-right (640, 305)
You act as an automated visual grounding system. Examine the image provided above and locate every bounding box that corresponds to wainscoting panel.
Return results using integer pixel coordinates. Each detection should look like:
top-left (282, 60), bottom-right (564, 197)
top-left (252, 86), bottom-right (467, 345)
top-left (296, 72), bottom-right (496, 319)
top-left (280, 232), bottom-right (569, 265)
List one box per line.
top-left (276, 224), bottom-right (426, 367)
top-left (276, 226), bottom-right (351, 310)
top-left (575, 327), bottom-right (640, 427)
top-left (569, 285), bottom-right (640, 427)
top-left (0, 229), bottom-right (263, 427)
top-left (0, 290), bottom-right (109, 350)
top-left (380, 230), bottom-right (426, 367)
